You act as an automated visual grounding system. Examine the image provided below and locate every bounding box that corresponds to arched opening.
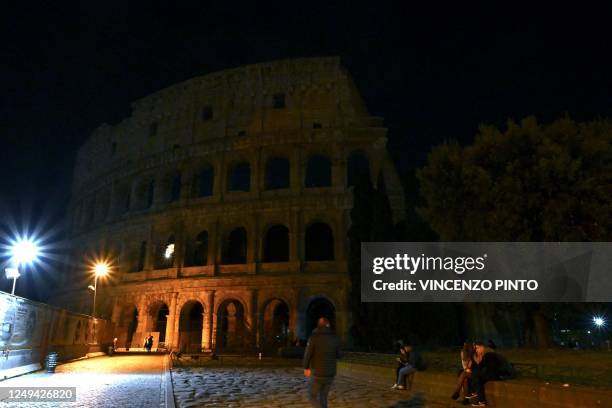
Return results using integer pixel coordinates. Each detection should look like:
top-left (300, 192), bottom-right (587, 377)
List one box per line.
top-left (178, 301), bottom-right (204, 353)
top-left (133, 240), bottom-right (147, 272)
top-left (155, 235), bottom-right (176, 269)
top-left (261, 299), bottom-right (290, 353)
top-left (193, 166), bottom-right (214, 197)
top-left (347, 152), bottom-right (370, 187)
top-left (217, 300), bottom-right (247, 352)
top-left (305, 155), bottom-right (332, 187)
top-left (113, 182), bottom-right (131, 215)
top-left (222, 227), bottom-right (247, 264)
top-left (148, 302), bottom-right (169, 344)
top-left (265, 157), bottom-right (290, 190)
top-left (186, 230), bottom-right (208, 266)
top-left (306, 297), bottom-right (336, 338)
top-left (264, 225), bottom-right (289, 262)
top-left (227, 162), bottom-right (251, 192)
top-left (170, 173), bottom-right (181, 202)
top-left (305, 222), bottom-right (334, 261)
top-left (118, 305), bottom-right (138, 349)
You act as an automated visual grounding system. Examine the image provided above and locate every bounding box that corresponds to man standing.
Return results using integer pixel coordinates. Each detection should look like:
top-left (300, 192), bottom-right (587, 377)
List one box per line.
top-left (303, 317), bottom-right (341, 408)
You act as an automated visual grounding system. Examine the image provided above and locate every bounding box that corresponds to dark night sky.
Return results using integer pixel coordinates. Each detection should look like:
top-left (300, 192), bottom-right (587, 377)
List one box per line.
top-left (1, 4), bottom-right (611, 299)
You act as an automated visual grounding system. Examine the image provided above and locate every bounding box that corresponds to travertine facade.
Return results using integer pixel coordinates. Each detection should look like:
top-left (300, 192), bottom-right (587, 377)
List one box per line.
top-left (57, 57), bottom-right (404, 353)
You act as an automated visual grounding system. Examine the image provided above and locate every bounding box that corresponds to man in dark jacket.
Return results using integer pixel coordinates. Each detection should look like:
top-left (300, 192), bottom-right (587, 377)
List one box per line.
top-left (303, 317), bottom-right (341, 408)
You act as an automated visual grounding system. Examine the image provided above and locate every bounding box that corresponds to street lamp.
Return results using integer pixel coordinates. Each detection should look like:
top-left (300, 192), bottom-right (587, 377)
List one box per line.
top-left (89, 261), bottom-right (109, 317)
top-left (5, 238), bottom-right (39, 295)
top-left (593, 315), bottom-right (606, 329)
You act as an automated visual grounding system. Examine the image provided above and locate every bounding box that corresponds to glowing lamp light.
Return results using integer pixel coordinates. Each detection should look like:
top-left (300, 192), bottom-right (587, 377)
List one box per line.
top-left (93, 262), bottom-right (110, 277)
top-left (164, 243), bottom-right (175, 259)
top-left (593, 316), bottom-right (606, 328)
top-left (11, 239), bottom-right (39, 266)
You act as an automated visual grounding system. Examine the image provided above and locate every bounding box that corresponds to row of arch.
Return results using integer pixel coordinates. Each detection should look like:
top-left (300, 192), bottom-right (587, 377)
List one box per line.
top-left (130, 222), bottom-right (334, 272)
top-left (75, 152), bottom-right (371, 228)
top-left (117, 296), bottom-right (336, 353)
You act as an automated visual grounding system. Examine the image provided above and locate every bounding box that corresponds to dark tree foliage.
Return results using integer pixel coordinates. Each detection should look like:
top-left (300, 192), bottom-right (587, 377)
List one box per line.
top-left (418, 117), bottom-right (612, 241)
top-left (418, 117), bottom-right (612, 348)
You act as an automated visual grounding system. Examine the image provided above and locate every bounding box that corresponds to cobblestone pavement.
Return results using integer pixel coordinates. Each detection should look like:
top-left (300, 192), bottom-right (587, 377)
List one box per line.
top-left (172, 367), bottom-right (449, 408)
top-left (0, 354), bottom-right (165, 408)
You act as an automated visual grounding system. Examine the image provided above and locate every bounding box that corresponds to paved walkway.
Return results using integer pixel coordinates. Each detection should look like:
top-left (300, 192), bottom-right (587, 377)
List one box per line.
top-left (172, 366), bottom-right (449, 407)
top-left (0, 355), bottom-right (165, 408)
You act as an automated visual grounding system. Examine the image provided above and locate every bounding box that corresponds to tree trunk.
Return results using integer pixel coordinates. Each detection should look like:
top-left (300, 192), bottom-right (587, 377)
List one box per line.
top-left (532, 310), bottom-right (551, 349)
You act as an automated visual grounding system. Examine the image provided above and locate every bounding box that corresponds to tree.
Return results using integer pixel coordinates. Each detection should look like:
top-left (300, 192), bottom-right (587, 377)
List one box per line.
top-left (417, 117), bottom-right (612, 347)
top-left (418, 117), bottom-right (612, 242)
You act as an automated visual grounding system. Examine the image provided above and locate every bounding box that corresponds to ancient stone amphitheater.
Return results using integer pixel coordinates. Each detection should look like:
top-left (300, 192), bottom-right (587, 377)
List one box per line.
top-left (56, 57), bottom-right (405, 353)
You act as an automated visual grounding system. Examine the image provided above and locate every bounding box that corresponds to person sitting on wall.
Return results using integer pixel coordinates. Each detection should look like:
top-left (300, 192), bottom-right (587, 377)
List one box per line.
top-left (391, 342), bottom-right (417, 390)
top-left (451, 341), bottom-right (475, 403)
top-left (470, 341), bottom-right (514, 406)
top-left (391, 341), bottom-right (408, 389)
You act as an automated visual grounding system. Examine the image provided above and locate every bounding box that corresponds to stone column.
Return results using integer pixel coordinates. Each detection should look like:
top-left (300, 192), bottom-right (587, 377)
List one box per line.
top-left (290, 146), bottom-right (301, 194)
top-left (289, 210), bottom-right (299, 263)
top-left (202, 291), bottom-right (215, 351)
top-left (333, 155), bottom-right (346, 191)
top-left (172, 301), bottom-right (182, 351)
top-left (135, 305), bottom-right (149, 349)
top-left (206, 222), bottom-right (218, 265)
top-left (334, 215), bottom-right (346, 262)
top-left (248, 289), bottom-right (259, 349)
top-left (164, 293), bottom-right (178, 348)
top-left (145, 225), bottom-right (154, 271)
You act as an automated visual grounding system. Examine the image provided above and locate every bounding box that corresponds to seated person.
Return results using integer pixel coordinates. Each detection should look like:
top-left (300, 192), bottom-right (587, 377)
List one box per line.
top-left (391, 342), bottom-right (417, 390)
top-left (470, 341), bottom-right (514, 406)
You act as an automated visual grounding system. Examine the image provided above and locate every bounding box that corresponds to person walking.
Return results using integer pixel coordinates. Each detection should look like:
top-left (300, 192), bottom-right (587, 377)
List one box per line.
top-left (145, 335), bottom-right (154, 352)
top-left (303, 317), bottom-right (341, 408)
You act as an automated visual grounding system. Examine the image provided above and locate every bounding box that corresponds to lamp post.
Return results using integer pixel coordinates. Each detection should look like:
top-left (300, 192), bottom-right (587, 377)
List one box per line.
top-left (89, 262), bottom-right (109, 317)
top-left (5, 239), bottom-right (39, 295)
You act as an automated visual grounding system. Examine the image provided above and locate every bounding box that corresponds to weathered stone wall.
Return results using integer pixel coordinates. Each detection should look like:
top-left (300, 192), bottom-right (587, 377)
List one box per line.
top-left (56, 57), bottom-right (405, 352)
top-left (0, 291), bottom-right (112, 379)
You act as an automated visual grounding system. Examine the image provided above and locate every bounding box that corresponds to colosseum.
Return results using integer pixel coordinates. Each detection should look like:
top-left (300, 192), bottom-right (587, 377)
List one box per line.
top-left (54, 57), bottom-right (405, 353)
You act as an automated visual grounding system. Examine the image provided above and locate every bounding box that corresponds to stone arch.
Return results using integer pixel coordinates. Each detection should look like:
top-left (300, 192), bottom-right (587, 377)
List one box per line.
top-left (154, 234), bottom-right (176, 269)
top-left (147, 300), bottom-right (170, 343)
top-left (159, 169), bottom-right (182, 203)
top-left (265, 157), bottom-right (290, 190)
top-left (260, 298), bottom-right (290, 352)
top-left (178, 300), bottom-right (204, 353)
top-left (185, 230), bottom-right (208, 267)
top-left (216, 298), bottom-right (248, 352)
top-left (305, 154), bottom-right (332, 188)
top-left (227, 161), bottom-right (251, 192)
top-left (304, 221), bottom-right (334, 261)
top-left (305, 296), bottom-right (336, 338)
top-left (263, 224), bottom-right (289, 262)
top-left (221, 227), bottom-right (247, 264)
top-left (347, 151), bottom-right (371, 187)
top-left (192, 164), bottom-right (215, 198)
top-left (133, 175), bottom-right (156, 210)
top-left (112, 179), bottom-right (131, 215)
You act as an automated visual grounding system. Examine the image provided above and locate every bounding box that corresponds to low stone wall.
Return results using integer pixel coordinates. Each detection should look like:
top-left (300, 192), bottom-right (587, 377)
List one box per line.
top-left (0, 291), bottom-right (112, 379)
top-left (337, 361), bottom-right (612, 407)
